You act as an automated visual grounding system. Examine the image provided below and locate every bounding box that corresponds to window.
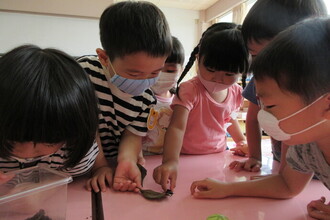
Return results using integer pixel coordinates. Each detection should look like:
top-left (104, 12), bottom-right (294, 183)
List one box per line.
top-left (216, 11), bottom-right (233, 23)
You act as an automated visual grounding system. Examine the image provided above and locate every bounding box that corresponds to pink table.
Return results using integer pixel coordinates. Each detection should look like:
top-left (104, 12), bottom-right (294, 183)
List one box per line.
top-left (67, 150), bottom-right (328, 220)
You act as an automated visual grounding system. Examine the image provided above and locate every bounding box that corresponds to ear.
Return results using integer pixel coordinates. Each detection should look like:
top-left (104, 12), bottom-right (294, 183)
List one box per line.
top-left (323, 93), bottom-right (330, 120)
top-left (96, 48), bottom-right (109, 67)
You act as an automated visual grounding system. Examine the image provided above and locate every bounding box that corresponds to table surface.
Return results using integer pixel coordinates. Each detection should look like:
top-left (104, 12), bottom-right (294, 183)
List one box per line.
top-left (67, 145), bottom-right (328, 220)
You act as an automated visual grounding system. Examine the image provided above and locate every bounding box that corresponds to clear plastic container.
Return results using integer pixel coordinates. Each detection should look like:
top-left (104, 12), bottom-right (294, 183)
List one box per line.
top-left (0, 166), bottom-right (72, 220)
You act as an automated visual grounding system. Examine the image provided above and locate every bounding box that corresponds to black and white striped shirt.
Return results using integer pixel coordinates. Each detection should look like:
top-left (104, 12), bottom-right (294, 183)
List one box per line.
top-left (0, 141), bottom-right (99, 177)
top-left (78, 56), bottom-right (156, 158)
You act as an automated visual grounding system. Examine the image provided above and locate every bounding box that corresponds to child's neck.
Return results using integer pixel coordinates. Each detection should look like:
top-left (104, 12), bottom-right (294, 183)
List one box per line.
top-left (209, 89), bottom-right (228, 103)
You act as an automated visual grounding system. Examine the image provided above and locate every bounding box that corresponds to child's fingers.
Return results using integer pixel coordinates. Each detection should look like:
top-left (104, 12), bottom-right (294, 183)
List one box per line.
top-left (250, 164), bottom-right (261, 172)
top-left (228, 161), bottom-right (240, 169)
top-left (190, 180), bottom-right (208, 195)
top-left (105, 172), bottom-right (113, 188)
top-left (134, 173), bottom-right (142, 189)
top-left (169, 174), bottom-right (177, 191)
top-left (160, 173), bottom-right (170, 191)
top-left (85, 179), bottom-right (93, 191)
top-left (97, 175), bottom-right (107, 192)
top-left (153, 168), bottom-right (161, 184)
top-left (86, 178), bottom-right (101, 193)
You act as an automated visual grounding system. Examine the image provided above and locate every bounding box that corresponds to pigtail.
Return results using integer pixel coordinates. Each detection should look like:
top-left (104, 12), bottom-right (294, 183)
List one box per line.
top-left (176, 45), bottom-right (199, 97)
top-left (241, 73), bottom-right (247, 88)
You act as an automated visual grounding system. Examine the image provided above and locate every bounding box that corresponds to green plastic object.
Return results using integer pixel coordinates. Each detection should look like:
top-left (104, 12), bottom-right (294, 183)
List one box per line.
top-left (206, 214), bottom-right (229, 220)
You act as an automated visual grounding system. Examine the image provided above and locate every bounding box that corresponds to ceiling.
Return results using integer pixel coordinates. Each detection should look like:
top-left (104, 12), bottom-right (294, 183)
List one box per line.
top-left (116, 0), bottom-right (219, 10)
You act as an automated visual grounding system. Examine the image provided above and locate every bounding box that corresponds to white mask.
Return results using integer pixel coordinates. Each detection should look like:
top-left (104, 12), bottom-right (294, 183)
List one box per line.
top-left (151, 71), bottom-right (179, 95)
top-left (198, 74), bottom-right (233, 93)
top-left (257, 95), bottom-right (327, 141)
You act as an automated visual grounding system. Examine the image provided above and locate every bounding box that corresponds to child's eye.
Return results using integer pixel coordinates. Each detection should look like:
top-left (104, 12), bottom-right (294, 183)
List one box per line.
top-left (206, 68), bottom-right (216, 73)
top-left (225, 73), bottom-right (236, 77)
top-left (164, 70), bottom-right (177, 73)
top-left (151, 71), bottom-right (161, 76)
top-left (265, 105), bottom-right (275, 109)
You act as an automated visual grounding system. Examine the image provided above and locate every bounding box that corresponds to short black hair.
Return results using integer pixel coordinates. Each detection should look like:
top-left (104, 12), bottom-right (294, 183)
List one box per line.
top-left (0, 45), bottom-right (99, 168)
top-left (99, 1), bottom-right (172, 61)
top-left (252, 18), bottom-right (330, 104)
top-left (242, 0), bottom-right (327, 44)
top-left (165, 36), bottom-right (185, 65)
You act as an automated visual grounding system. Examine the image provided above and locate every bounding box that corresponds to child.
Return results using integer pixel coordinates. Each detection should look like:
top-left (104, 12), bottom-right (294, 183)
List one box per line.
top-left (229, 0), bottom-right (327, 172)
top-left (191, 17), bottom-right (330, 219)
top-left (78, 1), bottom-right (172, 192)
top-left (142, 36), bottom-right (185, 155)
top-left (0, 45), bottom-right (104, 186)
top-left (153, 23), bottom-right (249, 191)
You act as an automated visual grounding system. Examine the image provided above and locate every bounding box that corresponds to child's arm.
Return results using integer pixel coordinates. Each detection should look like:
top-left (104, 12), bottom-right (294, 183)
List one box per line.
top-left (86, 135), bottom-right (113, 192)
top-left (113, 129), bottom-right (142, 192)
top-left (278, 143), bottom-right (289, 173)
top-left (227, 118), bottom-right (247, 156)
top-left (229, 102), bottom-right (262, 171)
top-left (191, 164), bottom-right (313, 199)
top-left (153, 105), bottom-right (189, 191)
top-left (227, 118), bottom-right (246, 144)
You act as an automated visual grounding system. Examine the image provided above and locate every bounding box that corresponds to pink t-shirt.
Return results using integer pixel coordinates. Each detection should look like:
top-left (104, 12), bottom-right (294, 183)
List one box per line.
top-left (171, 76), bottom-right (243, 154)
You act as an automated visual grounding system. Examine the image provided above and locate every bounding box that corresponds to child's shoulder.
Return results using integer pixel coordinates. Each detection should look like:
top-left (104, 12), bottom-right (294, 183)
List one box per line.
top-left (179, 76), bottom-right (201, 92)
top-left (77, 55), bottom-right (101, 68)
top-left (230, 83), bottom-right (243, 92)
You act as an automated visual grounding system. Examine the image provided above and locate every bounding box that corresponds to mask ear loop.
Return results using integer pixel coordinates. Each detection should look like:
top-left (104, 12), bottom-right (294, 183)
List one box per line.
top-left (279, 95), bottom-right (325, 122)
top-left (278, 95), bottom-right (328, 136)
top-left (106, 59), bottom-right (118, 79)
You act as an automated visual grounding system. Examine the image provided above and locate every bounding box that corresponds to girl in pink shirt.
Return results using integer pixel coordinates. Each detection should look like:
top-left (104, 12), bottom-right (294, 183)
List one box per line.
top-left (153, 23), bottom-right (249, 191)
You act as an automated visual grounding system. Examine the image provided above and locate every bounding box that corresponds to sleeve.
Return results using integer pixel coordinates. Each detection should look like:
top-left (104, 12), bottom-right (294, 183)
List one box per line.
top-left (286, 145), bottom-right (313, 174)
top-left (171, 81), bottom-right (197, 111)
top-left (63, 141), bottom-right (99, 177)
top-left (242, 77), bottom-right (258, 105)
top-left (126, 90), bottom-right (157, 137)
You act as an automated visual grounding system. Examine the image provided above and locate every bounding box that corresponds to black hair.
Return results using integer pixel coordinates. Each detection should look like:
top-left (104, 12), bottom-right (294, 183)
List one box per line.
top-left (165, 36), bottom-right (185, 65)
top-left (241, 0), bottom-right (327, 87)
top-left (0, 45), bottom-right (99, 168)
top-left (252, 18), bottom-right (330, 104)
top-left (177, 22), bottom-right (249, 91)
top-left (242, 0), bottom-right (327, 44)
top-left (99, 1), bottom-right (172, 61)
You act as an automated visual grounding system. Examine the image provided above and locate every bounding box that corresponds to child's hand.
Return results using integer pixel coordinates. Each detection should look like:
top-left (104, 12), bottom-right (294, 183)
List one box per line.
top-left (229, 158), bottom-right (261, 172)
top-left (0, 171), bottom-right (14, 184)
top-left (153, 160), bottom-right (178, 191)
top-left (190, 178), bottom-right (229, 199)
top-left (113, 160), bottom-right (141, 192)
top-left (307, 197), bottom-right (330, 219)
top-left (230, 145), bottom-right (249, 157)
top-left (86, 166), bottom-right (113, 192)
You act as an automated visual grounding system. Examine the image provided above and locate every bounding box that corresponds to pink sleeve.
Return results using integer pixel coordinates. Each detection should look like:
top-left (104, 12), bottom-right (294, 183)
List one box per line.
top-left (171, 81), bottom-right (197, 111)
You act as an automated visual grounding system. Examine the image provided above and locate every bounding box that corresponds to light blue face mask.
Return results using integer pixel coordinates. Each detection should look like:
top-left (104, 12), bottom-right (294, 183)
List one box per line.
top-left (108, 61), bottom-right (159, 96)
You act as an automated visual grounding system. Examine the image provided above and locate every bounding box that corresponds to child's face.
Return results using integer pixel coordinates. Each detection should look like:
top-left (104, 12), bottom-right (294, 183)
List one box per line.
top-left (162, 63), bottom-right (182, 76)
top-left (247, 39), bottom-right (271, 60)
top-left (199, 61), bottom-right (240, 86)
top-left (255, 77), bottom-right (329, 146)
top-left (11, 142), bottom-right (64, 159)
top-left (100, 50), bottom-right (167, 80)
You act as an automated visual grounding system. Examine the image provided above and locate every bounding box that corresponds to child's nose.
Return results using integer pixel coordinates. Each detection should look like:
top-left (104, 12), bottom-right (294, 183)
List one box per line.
top-left (214, 75), bottom-right (224, 83)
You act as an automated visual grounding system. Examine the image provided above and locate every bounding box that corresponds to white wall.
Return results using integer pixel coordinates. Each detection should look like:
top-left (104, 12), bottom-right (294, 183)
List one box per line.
top-left (0, 7), bottom-right (199, 64)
